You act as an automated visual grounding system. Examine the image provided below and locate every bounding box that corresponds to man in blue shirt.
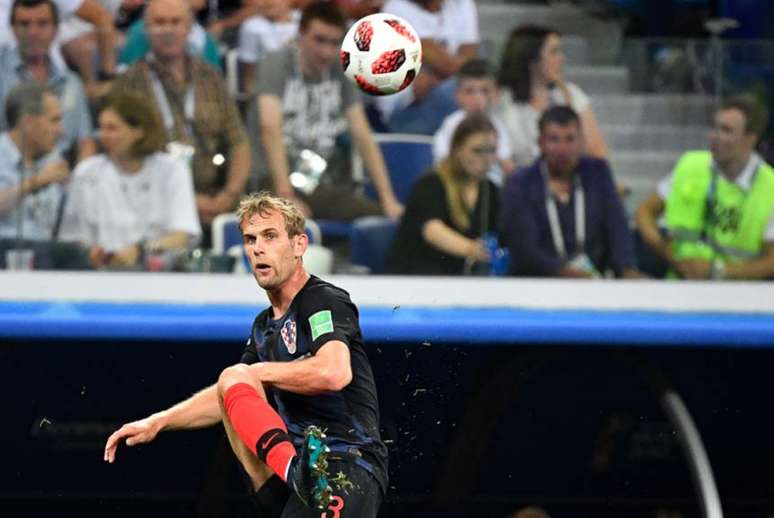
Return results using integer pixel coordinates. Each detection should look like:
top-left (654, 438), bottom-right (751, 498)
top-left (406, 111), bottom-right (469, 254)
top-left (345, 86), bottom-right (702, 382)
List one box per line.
top-left (0, 83), bottom-right (89, 269)
top-left (0, 0), bottom-right (95, 161)
top-left (502, 106), bottom-right (640, 278)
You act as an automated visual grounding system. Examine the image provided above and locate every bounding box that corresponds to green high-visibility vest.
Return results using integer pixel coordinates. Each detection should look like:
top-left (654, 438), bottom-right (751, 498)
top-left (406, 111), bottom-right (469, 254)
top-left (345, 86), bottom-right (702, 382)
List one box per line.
top-left (665, 151), bottom-right (774, 265)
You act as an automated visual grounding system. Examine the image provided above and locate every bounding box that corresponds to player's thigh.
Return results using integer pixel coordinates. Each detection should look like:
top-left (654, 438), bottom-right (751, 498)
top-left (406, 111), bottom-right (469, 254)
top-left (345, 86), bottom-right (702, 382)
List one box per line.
top-left (281, 461), bottom-right (382, 518)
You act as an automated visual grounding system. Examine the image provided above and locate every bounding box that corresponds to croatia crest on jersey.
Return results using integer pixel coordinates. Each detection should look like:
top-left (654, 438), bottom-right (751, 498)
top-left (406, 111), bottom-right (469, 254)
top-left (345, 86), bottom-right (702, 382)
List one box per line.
top-left (281, 319), bottom-right (297, 354)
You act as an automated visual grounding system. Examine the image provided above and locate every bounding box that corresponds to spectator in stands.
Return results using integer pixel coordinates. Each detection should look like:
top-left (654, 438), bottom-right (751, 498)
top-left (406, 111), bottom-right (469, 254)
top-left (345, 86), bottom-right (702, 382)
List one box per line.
top-left (0, 0), bottom-right (96, 161)
top-left (238, 0), bottom-right (299, 94)
top-left (0, 0), bottom-right (117, 94)
top-left (119, 0), bottom-right (221, 69)
top-left (433, 58), bottom-right (515, 186)
top-left (385, 113), bottom-right (499, 275)
top-left (378, 0), bottom-right (479, 134)
top-left (635, 97), bottom-right (774, 280)
top-left (111, 0), bottom-right (250, 231)
top-left (502, 106), bottom-right (637, 278)
top-left (58, 0), bottom-right (124, 96)
top-left (59, 91), bottom-right (201, 270)
top-left (497, 25), bottom-right (608, 168)
top-left (295, 0), bottom-right (384, 19)
top-left (254, 1), bottom-right (402, 220)
top-left (0, 83), bottom-right (90, 269)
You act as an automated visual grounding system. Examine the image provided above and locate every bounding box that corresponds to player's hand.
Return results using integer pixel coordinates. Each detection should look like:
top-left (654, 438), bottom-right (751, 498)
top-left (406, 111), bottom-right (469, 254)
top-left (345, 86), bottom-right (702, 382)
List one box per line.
top-left (104, 415), bottom-right (163, 463)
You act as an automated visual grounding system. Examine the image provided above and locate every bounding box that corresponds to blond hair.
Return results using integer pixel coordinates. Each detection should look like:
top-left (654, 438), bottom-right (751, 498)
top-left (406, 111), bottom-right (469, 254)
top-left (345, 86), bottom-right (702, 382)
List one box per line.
top-left (236, 191), bottom-right (306, 237)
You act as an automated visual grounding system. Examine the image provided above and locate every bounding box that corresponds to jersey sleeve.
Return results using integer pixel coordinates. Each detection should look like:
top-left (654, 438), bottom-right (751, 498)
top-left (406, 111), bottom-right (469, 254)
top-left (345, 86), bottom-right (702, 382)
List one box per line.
top-left (298, 287), bottom-right (359, 354)
top-left (240, 335), bottom-right (259, 364)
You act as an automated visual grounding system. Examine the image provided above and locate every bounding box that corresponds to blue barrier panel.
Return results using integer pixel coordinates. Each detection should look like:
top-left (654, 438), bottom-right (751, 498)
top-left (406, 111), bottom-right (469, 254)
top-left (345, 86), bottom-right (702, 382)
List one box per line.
top-left (2, 301), bottom-right (774, 347)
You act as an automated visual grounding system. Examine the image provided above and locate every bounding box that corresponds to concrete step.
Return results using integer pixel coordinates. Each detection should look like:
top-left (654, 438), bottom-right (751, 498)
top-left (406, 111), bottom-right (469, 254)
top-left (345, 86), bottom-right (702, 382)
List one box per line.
top-left (591, 94), bottom-right (714, 125)
top-left (602, 123), bottom-right (708, 151)
top-left (610, 150), bottom-right (682, 213)
top-left (565, 65), bottom-right (629, 94)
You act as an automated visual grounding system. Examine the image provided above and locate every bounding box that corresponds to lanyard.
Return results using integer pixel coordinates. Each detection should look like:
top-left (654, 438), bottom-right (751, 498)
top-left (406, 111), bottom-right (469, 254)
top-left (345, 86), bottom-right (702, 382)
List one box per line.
top-left (542, 162), bottom-right (585, 259)
top-left (148, 69), bottom-right (195, 139)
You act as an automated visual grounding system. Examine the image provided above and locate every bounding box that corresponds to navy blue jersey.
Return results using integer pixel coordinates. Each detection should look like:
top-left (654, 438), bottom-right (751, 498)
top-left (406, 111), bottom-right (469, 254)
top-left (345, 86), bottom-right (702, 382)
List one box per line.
top-left (241, 275), bottom-right (388, 492)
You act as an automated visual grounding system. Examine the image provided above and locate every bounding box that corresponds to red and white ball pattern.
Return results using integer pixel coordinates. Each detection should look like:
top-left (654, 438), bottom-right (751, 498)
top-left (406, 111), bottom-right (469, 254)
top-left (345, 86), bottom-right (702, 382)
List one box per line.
top-left (340, 13), bottom-right (422, 96)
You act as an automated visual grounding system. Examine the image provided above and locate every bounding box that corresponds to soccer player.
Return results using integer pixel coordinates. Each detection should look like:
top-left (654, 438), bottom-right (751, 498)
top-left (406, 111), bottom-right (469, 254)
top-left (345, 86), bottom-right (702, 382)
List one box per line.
top-left (103, 192), bottom-right (388, 517)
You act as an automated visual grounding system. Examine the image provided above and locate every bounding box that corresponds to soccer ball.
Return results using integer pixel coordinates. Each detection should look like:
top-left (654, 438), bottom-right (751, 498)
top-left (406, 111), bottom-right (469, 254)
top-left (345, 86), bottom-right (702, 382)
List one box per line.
top-left (340, 13), bottom-right (422, 96)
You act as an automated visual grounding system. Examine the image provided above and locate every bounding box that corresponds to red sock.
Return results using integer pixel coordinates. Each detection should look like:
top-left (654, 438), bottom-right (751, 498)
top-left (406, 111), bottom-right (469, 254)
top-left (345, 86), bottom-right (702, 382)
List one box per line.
top-left (224, 383), bottom-right (297, 481)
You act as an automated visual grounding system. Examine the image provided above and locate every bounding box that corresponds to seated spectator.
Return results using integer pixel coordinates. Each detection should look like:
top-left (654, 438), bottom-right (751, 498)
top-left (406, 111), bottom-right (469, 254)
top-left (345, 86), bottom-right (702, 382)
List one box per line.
top-left (0, 0), bottom-right (96, 161)
top-left (59, 91), bottom-right (201, 270)
top-left (497, 25), bottom-right (608, 167)
top-left (0, 83), bottom-right (89, 269)
top-left (385, 113), bottom-right (499, 275)
top-left (294, 0), bottom-right (383, 19)
top-left (253, 1), bottom-right (402, 220)
top-left (635, 97), bottom-right (774, 280)
top-left (377, 0), bottom-right (479, 134)
top-left (118, 0), bottom-right (221, 69)
top-left (57, 0), bottom-right (123, 96)
top-left (502, 106), bottom-right (637, 278)
top-left (433, 58), bottom-right (515, 186)
top-left (238, 0), bottom-right (299, 94)
top-left (0, 0), bottom-right (117, 94)
top-left (111, 0), bottom-right (250, 232)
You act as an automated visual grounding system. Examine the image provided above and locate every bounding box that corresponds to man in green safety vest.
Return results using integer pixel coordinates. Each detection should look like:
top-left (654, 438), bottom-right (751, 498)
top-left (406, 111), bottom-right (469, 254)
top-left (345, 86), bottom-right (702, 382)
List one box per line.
top-left (636, 96), bottom-right (774, 280)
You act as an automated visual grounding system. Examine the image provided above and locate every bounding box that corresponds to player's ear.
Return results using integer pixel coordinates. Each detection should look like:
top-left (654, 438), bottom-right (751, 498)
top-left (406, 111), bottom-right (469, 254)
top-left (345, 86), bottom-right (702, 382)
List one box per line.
top-left (293, 232), bottom-right (309, 259)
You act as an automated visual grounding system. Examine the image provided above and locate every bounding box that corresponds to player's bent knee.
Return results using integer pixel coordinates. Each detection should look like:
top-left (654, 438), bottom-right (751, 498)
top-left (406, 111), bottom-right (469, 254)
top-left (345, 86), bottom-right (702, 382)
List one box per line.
top-left (217, 364), bottom-right (252, 396)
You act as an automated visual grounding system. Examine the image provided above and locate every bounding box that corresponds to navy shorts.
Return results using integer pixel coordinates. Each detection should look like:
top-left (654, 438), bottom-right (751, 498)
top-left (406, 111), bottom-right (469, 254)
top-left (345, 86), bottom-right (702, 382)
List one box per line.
top-left (282, 459), bottom-right (383, 518)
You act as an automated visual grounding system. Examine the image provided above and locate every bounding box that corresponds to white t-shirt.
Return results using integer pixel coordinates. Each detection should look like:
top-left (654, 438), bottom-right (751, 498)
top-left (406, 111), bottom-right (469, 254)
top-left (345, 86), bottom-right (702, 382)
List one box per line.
top-left (498, 82), bottom-right (590, 168)
top-left (238, 10), bottom-right (300, 64)
top-left (60, 152), bottom-right (201, 252)
top-left (657, 151), bottom-right (774, 241)
top-left (432, 109), bottom-right (512, 185)
top-left (377, 0), bottom-right (479, 118)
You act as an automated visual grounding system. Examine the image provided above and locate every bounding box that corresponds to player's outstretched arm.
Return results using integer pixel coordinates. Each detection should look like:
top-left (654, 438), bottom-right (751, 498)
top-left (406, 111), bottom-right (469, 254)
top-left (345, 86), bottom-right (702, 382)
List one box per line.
top-left (104, 384), bottom-right (221, 463)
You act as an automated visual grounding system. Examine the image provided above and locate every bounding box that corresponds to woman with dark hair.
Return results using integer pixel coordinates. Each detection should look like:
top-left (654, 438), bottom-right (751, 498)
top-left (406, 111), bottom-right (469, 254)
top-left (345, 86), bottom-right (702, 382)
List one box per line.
top-left (497, 25), bottom-right (608, 166)
top-left (60, 91), bottom-right (201, 269)
top-left (386, 113), bottom-right (500, 275)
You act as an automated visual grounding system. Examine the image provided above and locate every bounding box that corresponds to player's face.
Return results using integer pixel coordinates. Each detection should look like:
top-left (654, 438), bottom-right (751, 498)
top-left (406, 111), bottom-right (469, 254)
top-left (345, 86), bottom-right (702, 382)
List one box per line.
top-left (241, 210), bottom-right (307, 291)
top-left (455, 131), bottom-right (497, 180)
top-left (709, 108), bottom-right (755, 168)
top-left (539, 121), bottom-right (583, 175)
top-left (299, 19), bottom-right (344, 75)
top-left (456, 78), bottom-right (497, 114)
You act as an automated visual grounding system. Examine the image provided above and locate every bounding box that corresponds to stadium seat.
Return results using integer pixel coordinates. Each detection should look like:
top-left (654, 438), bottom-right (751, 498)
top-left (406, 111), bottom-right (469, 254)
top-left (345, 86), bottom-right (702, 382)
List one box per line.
top-left (349, 216), bottom-right (398, 274)
top-left (355, 133), bottom-right (435, 204)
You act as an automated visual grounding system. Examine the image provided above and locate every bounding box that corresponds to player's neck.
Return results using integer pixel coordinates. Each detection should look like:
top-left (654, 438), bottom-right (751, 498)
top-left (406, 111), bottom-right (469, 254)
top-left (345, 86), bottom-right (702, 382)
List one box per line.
top-left (268, 265), bottom-right (310, 317)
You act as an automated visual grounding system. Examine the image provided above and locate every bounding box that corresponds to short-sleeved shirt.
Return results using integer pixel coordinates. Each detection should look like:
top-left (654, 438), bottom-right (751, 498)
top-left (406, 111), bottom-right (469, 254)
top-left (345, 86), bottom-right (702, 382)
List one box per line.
top-left (237, 11), bottom-right (299, 64)
top-left (385, 171), bottom-right (500, 275)
top-left (58, 152), bottom-right (201, 251)
top-left (0, 133), bottom-right (63, 239)
top-left (498, 82), bottom-right (590, 167)
top-left (656, 151), bottom-right (774, 241)
top-left (433, 109), bottom-right (512, 185)
top-left (240, 275), bottom-right (388, 493)
top-left (0, 46), bottom-right (93, 154)
top-left (111, 55), bottom-right (247, 194)
top-left (255, 45), bottom-right (359, 162)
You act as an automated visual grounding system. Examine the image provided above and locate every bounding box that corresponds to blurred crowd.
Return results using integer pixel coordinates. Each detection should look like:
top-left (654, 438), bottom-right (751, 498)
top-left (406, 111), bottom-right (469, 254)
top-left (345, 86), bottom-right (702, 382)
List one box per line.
top-left (1, 0), bottom-right (772, 280)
